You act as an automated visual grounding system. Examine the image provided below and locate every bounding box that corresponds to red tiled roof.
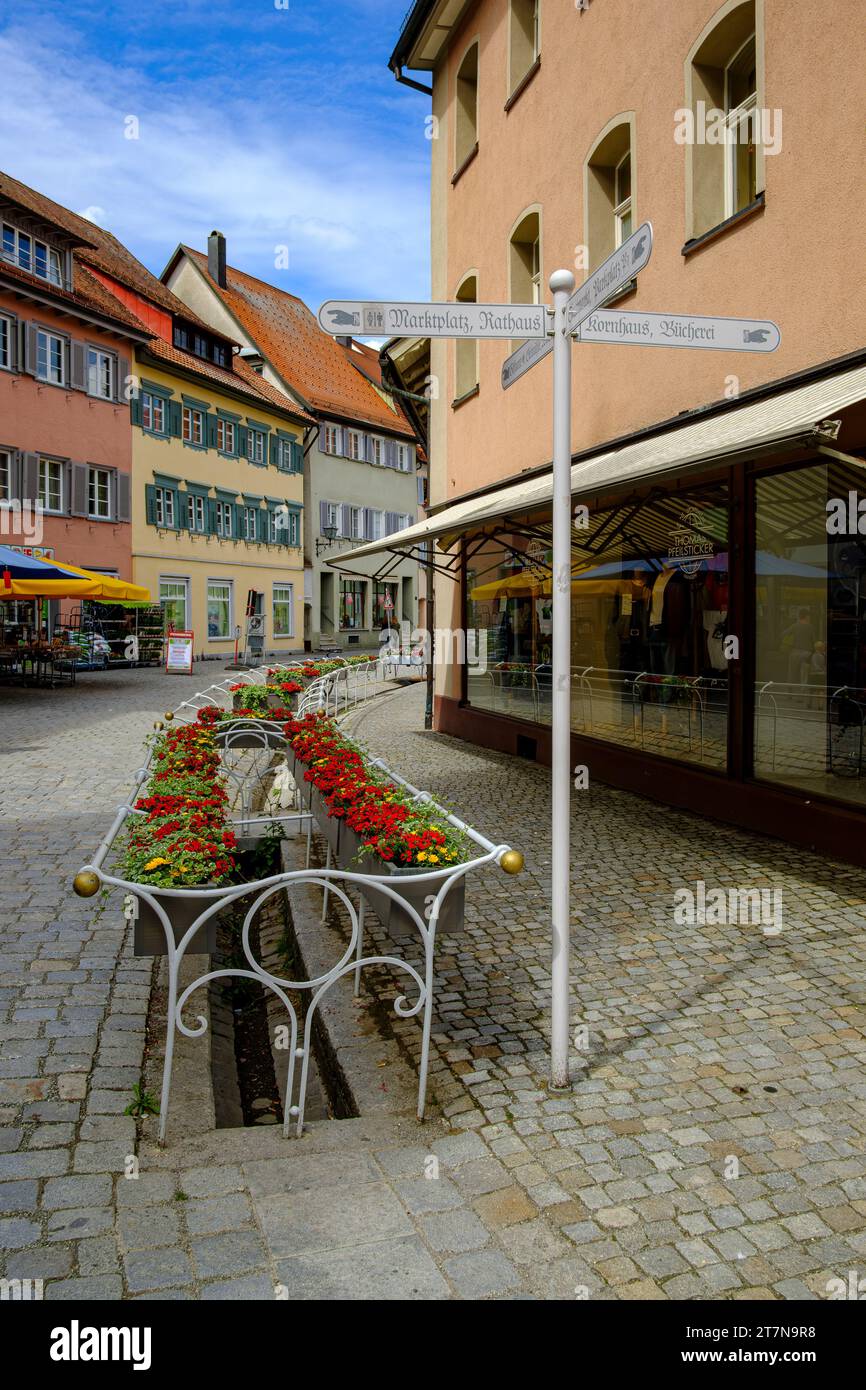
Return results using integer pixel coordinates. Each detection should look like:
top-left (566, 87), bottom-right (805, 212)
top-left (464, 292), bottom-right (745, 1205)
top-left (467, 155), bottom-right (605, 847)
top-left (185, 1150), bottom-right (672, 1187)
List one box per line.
top-left (181, 246), bottom-right (414, 438)
top-left (141, 338), bottom-right (313, 423)
top-left (0, 169), bottom-right (217, 333)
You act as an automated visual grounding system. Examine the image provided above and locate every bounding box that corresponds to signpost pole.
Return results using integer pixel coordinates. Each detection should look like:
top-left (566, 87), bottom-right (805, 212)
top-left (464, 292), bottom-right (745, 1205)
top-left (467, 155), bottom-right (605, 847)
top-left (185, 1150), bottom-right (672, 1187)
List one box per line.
top-left (550, 269), bottom-right (575, 1092)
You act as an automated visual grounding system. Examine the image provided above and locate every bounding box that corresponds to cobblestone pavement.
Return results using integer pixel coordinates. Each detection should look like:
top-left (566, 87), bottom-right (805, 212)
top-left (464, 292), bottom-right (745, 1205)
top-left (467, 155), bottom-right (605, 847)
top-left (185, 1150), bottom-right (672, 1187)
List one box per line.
top-left (337, 684), bottom-right (866, 1300)
top-left (2, 671), bottom-right (866, 1301)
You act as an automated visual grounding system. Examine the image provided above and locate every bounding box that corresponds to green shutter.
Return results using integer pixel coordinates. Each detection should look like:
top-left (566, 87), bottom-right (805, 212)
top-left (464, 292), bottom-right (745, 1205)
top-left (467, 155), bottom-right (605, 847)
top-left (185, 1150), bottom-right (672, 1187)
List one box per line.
top-left (290, 441), bottom-right (303, 473)
top-left (168, 401), bottom-right (182, 438)
top-left (269, 435), bottom-right (279, 469)
top-left (206, 498), bottom-right (218, 535)
top-left (206, 414), bottom-right (218, 449)
top-left (145, 484), bottom-right (156, 526)
top-left (237, 425), bottom-right (248, 459)
top-left (131, 395), bottom-right (143, 428)
top-left (234, 503), bottom-right (244, 538)
top-left (257, 508), bottom-right (269, 544)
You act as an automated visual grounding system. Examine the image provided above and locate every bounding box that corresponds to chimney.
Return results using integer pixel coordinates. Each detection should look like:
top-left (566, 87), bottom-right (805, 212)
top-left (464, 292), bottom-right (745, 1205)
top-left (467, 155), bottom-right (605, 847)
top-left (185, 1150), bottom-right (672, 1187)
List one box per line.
top-left (207, 230), bottom-right (227, 288)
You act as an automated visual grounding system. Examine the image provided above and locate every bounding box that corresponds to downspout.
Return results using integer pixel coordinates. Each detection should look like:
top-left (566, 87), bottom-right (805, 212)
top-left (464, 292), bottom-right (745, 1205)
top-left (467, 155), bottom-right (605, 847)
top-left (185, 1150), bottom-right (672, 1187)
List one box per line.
top-left (390, 62), bottom-right (433, 96)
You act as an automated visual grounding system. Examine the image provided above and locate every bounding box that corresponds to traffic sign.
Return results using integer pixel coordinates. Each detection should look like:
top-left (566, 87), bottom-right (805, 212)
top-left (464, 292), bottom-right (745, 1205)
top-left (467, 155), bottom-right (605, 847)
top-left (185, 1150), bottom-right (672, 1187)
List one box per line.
top-left (575, 308), bottom-right (781, 352)
top-left (319, 299), bottom-right (550, 340)
top-left (566, 221), bottom-right (653, 336)
top-left (502, 335), bottom-right (553, 389)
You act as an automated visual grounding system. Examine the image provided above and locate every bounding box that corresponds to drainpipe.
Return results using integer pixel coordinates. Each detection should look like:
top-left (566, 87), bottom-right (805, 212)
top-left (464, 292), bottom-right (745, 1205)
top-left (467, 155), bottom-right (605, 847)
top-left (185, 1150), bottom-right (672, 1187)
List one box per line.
top-left (390, 62), bottom-right (433, 96)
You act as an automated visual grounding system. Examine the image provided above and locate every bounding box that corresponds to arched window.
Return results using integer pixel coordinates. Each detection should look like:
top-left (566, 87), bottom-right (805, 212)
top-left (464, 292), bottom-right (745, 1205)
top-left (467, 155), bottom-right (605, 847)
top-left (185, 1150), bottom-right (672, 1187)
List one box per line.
top-left (509, 0), bottom-right (540, 97)
top-left (455, 42), bottom-right (479, 174)
top-left (684, 0), bottom-right (760, 239)
top-left (454, 273), bottom-right (479, 402)
top-left (509, 208), bottom-right (542, 305)
top-left (584, 116), bottom-right (636, 273)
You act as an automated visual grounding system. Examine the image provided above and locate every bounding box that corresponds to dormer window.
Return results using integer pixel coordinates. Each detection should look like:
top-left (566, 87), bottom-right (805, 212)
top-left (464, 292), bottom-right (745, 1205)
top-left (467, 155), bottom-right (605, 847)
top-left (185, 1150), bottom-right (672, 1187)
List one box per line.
top-left (2, 222), bottom-right (62, 286)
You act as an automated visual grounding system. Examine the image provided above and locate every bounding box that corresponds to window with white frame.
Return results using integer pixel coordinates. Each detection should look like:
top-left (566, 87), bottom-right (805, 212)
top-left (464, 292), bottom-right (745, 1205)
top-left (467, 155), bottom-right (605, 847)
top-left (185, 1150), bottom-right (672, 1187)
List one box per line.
top-left (509, 0), bottom-right (540, 95)
top-left (274, 437), bottom-right (292, 471)
top-left (207, 581), bottom-right (232, 638)
top-left (323, 424), bottom-right (340, 455)
top-left (87, 466), bottom-right (111, 519)
top-left (396, 444), bottom-right (411, 472)
top-left (154, 485), bottom-right (175, 528)
top-left (187, 494), bottom-right (206, 532)
top-left (273, 584), bottom-right (294, 637)
top-left (159, 578), bottom-right (188, 631)
top-left (87, 348), bottom-right (115, 400)
top-left (215, 500), bottom-right (233, 537)
top-left (36, 330), bottom-right (65, 385)
top-left (324, 500), bottom-right (341, 535)
top-left (38, 457), bottom-right (63, 513)
top-left (0, 314), bottom-right (12, 370)
top-left (2, 222), bottom-right (62, 285)
top-left (0, 449), bottom-right (12, 502)
top-left (244, 505), bottom-right (258, 541)
top-left (369, 509), bottom-right (384, 541)
top-left (247, 428), bottom-right (266, 465)
top-left (216, 418), bottom-right (236, 454)
top-left (142, 392), bottom-right (166, 433)
top-left (370, 437), bottom-right (382, 466)
top-left (348, 431), bottom-right (362, 461)
top-left (724, 34), bottom-right (757, 219)
top-left (182, 405), bottom-right (204, 446)
top-left (348, 505), bottom-right (363, 540)
top-left (614, 150), bottom-right (633, 247)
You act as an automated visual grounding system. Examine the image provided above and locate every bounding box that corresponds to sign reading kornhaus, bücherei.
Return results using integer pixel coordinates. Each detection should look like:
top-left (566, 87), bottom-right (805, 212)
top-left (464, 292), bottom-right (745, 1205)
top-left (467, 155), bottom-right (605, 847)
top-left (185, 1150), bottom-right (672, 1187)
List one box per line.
top-left (318, 300), bottom-right (550, 340)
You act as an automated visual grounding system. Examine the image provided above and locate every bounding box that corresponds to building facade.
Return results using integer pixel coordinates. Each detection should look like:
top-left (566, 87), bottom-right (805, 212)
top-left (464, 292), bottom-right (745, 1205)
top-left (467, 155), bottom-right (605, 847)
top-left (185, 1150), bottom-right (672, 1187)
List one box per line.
top-left (360, 0), bottom-right (866, 864)
top-left (163, 236), bottom-right (422, 652)
top-left (0, 174), bottom-right (147, 589)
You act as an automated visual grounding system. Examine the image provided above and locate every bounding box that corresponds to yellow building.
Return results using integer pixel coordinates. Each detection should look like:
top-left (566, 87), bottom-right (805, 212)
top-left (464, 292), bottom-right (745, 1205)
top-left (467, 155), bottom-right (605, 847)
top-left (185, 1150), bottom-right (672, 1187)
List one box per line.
top-left (130, 337), bottom-right (309, 658)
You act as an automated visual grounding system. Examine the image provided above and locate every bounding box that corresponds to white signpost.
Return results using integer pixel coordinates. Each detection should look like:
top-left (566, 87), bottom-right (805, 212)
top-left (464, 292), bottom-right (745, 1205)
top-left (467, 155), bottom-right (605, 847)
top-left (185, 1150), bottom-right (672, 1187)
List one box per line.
top-left (565, 221), bottom-right (654, 335)
top-left (319, 299), bottom-right (550, 340)
top-left (320, 237), bottom-right (781, 1095)
top-left (574, 308), bottom-right (781, 352)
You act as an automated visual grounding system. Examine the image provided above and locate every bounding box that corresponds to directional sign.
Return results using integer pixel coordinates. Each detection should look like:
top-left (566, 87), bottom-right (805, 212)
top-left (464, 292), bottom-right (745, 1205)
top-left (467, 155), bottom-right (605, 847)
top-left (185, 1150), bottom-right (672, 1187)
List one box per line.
top-left (502, 335), bottom-right (553, 390)
top-left (566, 221), bottom-right (653, 336)
top-left (319, 300), bottom-right (550, 341)
top-left (575, 309), bottom-right (781, 352)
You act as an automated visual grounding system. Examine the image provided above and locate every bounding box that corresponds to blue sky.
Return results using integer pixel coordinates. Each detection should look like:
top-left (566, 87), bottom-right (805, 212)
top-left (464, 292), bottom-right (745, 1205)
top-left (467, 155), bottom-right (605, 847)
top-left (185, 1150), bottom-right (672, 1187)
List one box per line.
top-left (0, 0), bottom-right (431, 310)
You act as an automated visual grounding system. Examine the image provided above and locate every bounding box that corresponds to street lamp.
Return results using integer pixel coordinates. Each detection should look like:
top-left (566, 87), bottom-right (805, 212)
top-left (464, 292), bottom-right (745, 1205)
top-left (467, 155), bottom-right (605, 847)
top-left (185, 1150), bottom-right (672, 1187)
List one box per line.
top-left (316, 523), bottom-right (338, 556)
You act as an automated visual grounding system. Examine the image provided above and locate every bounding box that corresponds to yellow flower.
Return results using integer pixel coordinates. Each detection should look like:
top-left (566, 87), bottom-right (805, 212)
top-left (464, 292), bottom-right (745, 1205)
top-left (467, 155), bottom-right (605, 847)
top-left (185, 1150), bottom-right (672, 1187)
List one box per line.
top-left (428, 854), bottom-right (440, 864)
top-left (144, 858), bottom-right (168, 871)
top-left (417, 852), bottom-right (428, 862)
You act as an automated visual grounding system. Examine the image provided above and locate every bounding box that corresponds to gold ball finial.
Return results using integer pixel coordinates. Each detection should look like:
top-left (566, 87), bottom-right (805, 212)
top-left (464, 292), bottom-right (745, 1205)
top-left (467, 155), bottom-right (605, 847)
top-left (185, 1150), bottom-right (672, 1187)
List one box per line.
top-left (164, 711), bottom-right (174, 721)
top-left (73, 870), bottom-right (101, 898)
top-left (500, 850), bottom-right (524, 876)
top-left (154, 721), bottom-right (164, 731)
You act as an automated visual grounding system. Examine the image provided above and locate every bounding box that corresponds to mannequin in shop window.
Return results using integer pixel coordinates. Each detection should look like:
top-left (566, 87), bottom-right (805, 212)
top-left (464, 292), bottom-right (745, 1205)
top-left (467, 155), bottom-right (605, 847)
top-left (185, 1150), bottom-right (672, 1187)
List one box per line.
top-left (613, 569), bottom-right (652, 674)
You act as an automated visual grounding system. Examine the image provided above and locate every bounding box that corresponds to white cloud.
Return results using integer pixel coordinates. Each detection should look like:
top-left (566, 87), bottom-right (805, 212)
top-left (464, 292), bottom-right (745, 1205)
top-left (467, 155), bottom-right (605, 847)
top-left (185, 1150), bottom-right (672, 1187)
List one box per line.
top-left (78, 205), bottom-right (107, 225)
top-left (0, 15), bottom-right (430, 308)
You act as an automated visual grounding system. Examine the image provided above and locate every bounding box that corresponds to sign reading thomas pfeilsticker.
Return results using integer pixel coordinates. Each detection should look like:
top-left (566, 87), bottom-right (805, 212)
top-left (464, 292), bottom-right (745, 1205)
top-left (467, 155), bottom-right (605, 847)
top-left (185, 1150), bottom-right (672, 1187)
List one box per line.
top-left (566, 221), bottom-right (653, 335)
top-left (502, 335), bottom-right (553, 389)
top-left (318, 300), bottom-right (550, 340)
top-left (575, 309), bottom-right (781, 352)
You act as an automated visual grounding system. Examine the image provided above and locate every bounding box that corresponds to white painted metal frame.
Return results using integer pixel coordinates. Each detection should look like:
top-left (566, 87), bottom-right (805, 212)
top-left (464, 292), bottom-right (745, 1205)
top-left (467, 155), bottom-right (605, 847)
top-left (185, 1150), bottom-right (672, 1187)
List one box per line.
top-left (76, 660), bottom-right (516, 1145)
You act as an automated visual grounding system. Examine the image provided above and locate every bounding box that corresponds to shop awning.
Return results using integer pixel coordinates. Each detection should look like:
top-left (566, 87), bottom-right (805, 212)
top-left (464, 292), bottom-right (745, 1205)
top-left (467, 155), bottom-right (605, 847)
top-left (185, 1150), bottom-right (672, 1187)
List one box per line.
top-left (1, 548), bottom-right (150, 602)
top-left (332, 360), bottom-right (866, 565)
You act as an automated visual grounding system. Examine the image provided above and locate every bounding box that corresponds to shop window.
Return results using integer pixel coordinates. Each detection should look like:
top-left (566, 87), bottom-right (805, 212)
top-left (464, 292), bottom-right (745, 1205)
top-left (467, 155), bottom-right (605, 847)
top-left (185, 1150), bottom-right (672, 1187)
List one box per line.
top-left (455, 42), bottom-right (479, 174)
top-left (207, 580), bottom-right (232, 638)
top-left (159, 578), bottom-right (188, 632)
top-left (465, 480), bottom-right (730, 771)
top-left (684, 1), bottom-right (759, 240)
top-left (340, 578), bottom-right (366, 631)
top-left (509, 0), bottom-right (540, 97)
top-left (273, 584), bottom-right (294, 638)
top-left (454, 273), bottom-right (479, 401)
top-left (753, 458), bottom-right (866, 809)
top-left (374, 581), bottom-right (398, 630)
top-left (585, 117), bottom-right (635, 273)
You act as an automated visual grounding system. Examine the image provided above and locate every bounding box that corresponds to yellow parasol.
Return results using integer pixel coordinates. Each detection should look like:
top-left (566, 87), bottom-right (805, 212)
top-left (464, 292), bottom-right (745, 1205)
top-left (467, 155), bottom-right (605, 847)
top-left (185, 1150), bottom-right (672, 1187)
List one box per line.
top-left (1, 554), bottom-right (150, 602)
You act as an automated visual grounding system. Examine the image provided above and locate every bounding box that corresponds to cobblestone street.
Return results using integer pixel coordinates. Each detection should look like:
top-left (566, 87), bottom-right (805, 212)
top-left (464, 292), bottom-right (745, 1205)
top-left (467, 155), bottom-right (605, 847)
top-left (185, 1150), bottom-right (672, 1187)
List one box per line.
top-left (1, 671), bottom-right (865, 1300)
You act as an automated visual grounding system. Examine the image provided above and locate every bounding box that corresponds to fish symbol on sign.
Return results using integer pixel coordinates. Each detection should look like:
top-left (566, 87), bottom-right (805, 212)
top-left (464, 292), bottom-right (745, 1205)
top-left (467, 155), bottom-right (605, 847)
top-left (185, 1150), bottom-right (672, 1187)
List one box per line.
top-left (328, 309), bottom-right (360, 327)
top-left (631, 235), bottom-right (647, 264)
top-left (743, 328), bottom-right (771, 343)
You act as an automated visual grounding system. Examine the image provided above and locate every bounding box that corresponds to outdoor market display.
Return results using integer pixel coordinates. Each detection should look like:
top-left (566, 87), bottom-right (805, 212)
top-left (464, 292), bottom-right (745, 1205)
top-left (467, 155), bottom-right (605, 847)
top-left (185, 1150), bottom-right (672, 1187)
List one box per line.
top-left (73, 656), bottom-right (523, 1144)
